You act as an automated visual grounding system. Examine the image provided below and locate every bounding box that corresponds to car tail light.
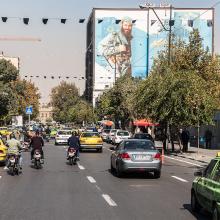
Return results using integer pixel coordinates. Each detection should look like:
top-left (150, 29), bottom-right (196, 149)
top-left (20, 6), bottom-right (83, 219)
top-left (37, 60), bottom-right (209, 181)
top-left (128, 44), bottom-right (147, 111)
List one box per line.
top-left (154, 153), bottom-right (161, 160)
top-left (119, 153), bottom-right (131, 160)
top-left (0, 150), bottom-right (4, 154)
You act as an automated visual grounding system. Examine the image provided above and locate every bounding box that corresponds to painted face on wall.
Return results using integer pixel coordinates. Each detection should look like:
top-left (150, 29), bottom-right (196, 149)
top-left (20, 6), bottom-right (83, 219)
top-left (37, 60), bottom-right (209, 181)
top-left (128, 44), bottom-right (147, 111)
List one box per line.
top-left (121, 21), bottom-right (132, 37)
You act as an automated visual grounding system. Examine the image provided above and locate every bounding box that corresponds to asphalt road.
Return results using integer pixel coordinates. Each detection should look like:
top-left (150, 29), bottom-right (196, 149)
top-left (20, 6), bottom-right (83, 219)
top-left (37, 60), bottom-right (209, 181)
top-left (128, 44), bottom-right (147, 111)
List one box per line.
top-left (0, 141), bottom-right (212, 220)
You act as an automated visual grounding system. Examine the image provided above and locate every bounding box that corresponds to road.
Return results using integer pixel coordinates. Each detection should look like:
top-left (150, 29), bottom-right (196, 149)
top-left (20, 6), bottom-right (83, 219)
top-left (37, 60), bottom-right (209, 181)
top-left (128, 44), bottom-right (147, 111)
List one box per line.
top-left (0, 141), bottom-right (211, 220)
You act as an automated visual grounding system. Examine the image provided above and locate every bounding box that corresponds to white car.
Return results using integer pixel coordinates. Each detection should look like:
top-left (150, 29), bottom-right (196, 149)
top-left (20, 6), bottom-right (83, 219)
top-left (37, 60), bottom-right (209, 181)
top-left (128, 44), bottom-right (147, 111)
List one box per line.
top-left (112, 130), bottom-right (131, 145)
top-left (101, 129), bottom-right (111, 141)
top-left (55, 130), bottom-right (72, 145)
top-left (106, 129), bottom-right (118, 143)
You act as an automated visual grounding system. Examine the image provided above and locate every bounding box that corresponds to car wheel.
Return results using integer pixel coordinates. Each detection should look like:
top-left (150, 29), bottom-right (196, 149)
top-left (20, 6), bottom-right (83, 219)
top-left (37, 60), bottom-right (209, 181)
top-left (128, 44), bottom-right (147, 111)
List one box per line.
top-left (116, 164), bottom-right (122, 178)
top-left (213, 205), bottom-right (220, 220)
top-left (98, 148), bottom-right (102, 153)
top-left (191, 190), bottom-right (201, 213)
top-left (55, 142), bottom-right (58, 146)
top-left (154, 170), bottom-right (161, 179)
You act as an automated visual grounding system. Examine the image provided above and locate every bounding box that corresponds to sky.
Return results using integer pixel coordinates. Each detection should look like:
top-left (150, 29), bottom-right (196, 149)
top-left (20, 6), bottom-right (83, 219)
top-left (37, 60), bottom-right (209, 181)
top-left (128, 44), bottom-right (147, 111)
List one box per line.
top-left (0, 0), bottom-right (219, 105)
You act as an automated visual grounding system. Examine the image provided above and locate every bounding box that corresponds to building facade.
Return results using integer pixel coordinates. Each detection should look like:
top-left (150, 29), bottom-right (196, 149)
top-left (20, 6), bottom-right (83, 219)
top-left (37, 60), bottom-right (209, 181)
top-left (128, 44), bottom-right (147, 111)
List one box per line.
top-left (0, 52), bottom-right (20, 70)
top-left (85, 7), bottom-right (214, 106)
top-left (38, 106), bottom-right (54, 124)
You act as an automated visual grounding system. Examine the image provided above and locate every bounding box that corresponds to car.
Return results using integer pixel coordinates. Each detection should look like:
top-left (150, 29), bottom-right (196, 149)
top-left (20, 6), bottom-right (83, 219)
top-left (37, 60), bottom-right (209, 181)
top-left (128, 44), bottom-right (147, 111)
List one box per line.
top-left (0, 139), bottom-right (8, 165)
top-left (106, 129), bottom-right (118, 143)
top-left (79, 132), bottom-right (103, 152)
top-left (0, 127), bottom-right (11, 136)
top-left (101, 129), bottom-right (111, 142)
top-left (55, 130), bottom-right (72, 145)
top-left (110, 139), bottom-right (162, 178)
top-left (112, 130), bottom-right (131, 145)
top-left (133, 133), bottom-right (154, 142)
top-left (191, 153), bottom-right (220, 219)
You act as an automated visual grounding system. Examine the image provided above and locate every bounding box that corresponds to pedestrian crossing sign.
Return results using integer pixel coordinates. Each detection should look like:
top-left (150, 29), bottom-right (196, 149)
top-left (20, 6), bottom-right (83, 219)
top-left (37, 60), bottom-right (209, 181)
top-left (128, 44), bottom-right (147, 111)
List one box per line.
top-left (26, 106), bottom-right (33, 115)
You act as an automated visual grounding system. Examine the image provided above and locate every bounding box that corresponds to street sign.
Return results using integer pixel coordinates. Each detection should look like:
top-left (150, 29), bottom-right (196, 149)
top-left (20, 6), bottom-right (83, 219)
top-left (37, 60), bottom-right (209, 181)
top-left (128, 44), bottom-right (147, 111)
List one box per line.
top-left (26, 106), bottom-right (33, 115)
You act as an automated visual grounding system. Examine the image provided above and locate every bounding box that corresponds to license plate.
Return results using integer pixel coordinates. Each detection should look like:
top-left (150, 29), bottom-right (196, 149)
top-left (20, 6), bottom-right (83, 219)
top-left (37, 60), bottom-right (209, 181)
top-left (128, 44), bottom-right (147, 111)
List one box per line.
top-left (34, 154), bottom-right (41, 159)
top-left (69, 152), bottom-right (75, 156)
top-left (10, 159), bottom-right (15, 163)
top-left (134, 155), bottom-right (151, 160)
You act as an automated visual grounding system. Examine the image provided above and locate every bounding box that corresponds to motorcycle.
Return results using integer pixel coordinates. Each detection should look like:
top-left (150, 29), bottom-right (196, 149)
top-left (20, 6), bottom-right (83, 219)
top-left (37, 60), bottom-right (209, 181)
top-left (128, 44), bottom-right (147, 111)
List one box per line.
top-left (67, 148), bottom-right (77, 165)
top-left (8, 154), bottom-right (20, 176)
top-left (21, 141), bottom-right (30, 152)
top-left (33, 149), bottom-right (43, 169)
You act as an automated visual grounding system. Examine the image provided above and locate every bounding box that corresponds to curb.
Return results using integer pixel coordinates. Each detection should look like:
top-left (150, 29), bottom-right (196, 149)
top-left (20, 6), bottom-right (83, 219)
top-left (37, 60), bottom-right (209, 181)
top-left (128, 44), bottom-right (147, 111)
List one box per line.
top-left (167, 153), bottom-right (209, 164)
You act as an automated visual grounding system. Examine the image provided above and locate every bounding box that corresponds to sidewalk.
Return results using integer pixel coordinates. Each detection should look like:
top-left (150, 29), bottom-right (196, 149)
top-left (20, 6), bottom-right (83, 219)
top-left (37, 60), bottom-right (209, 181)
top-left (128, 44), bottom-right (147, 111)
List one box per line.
top-left (166, 144), bottom-right (220, 164)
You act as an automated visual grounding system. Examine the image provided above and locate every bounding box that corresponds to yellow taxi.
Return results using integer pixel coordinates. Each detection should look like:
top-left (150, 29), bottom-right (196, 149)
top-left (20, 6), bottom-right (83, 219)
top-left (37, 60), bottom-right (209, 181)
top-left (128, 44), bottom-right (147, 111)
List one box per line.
top-left (0, 139), bottom-right (8, 164)
top-left (0, 127), bottom-right (11, 136)
top-left (80, 132), bottom-right (103, 153)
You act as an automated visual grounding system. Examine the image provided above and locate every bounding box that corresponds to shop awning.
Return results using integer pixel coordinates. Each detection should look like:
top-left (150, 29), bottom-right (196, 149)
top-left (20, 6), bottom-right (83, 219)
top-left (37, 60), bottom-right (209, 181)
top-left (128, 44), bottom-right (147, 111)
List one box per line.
top-left (133, 119), bottom-right (159, 127)
top-left (102, 120), bottom-right (114, 126)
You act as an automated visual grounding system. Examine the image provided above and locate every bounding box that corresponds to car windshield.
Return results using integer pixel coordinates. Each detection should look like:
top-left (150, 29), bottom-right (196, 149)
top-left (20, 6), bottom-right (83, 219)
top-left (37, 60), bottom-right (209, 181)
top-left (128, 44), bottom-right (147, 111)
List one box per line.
top-left (58, 131), bottom-right (71, 135)
top-left (124, 140), bottom-right (155, 150)
top-left (117, 131), bottom-right (129, 136)
top-left (81, 132), bottom-right (100, 138)
top-left (134, 133), bottom-right (152, 139)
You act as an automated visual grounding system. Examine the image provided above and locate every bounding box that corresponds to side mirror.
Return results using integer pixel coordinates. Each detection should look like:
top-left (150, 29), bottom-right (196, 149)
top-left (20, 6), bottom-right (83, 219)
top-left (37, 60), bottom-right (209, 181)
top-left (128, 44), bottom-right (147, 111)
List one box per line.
top-left (194, 170), bottom-right (203, 177)
top-left (109, 146), bottom-right (115, 151)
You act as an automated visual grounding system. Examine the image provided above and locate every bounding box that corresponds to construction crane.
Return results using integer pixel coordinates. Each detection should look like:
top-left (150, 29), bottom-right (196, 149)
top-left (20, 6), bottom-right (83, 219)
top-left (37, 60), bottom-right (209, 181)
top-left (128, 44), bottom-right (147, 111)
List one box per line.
top-left (0, 36), bottom-right (41, 41)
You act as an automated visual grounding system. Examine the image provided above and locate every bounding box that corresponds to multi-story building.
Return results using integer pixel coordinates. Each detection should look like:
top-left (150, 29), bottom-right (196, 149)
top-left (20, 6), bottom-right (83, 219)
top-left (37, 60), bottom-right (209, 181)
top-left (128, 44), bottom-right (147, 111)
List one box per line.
top-left (38, 106), bottom-right (54, 124)
top-left (85, 7), bottom-right (214, 106)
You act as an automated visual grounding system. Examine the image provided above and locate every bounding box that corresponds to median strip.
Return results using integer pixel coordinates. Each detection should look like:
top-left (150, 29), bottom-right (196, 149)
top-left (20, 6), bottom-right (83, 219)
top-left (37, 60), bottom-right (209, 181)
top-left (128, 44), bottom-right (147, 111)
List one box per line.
top-left (102, 194), bottom-right (117, 207)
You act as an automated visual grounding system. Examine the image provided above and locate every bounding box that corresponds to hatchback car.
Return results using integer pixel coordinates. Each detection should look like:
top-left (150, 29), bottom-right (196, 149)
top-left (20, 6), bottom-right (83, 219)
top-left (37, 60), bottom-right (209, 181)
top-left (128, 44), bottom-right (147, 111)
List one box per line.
top-left (110, 139), bottom-right (162, 178)
top-left (80, 132), bottom-right (103, 152)
top-left (191, 153), bottom-right (220, 219)
top-left (106, 129), bottom-right (118, 143)
top-left (55, 130), bottom-right (72, 145)
top-left (101, 129), bottom-right (111, 142)
top-left (112, 130), bottom-right (131, 145)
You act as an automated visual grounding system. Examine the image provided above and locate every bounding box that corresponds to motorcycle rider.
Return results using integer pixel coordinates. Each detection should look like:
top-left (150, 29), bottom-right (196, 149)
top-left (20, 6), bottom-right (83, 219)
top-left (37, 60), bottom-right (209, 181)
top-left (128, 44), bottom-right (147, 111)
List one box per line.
top-left (4, 133), bottom-right (22, 170)
top-left (30, 130), bottom-right (44, 162)
top-left (67, 131), bottom-right (80, 160)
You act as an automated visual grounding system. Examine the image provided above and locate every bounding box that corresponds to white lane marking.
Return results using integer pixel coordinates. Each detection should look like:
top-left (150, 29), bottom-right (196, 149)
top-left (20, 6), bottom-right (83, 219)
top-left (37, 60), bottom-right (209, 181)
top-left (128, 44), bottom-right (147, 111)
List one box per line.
top-left (95, 185), bottom-right (102, 191)
top-left (172, 176), bottom-right (188, 183)
top-left (164, 155), bottom-right (203, 167)
top-left (87, 176), bottom-right (96, 183)
top-left (77, 163), bottom-right (85, 170)
top-left (102, 194), bottom-right (117, 207)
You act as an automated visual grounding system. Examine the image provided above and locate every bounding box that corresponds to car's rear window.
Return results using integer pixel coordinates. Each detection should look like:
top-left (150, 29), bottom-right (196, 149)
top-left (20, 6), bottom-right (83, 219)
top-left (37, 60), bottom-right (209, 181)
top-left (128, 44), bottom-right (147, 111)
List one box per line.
top-left (58, 131), bottom-right (71, 135)
top-left (82, 132), bottom-right (100, 137)
top-left (103, 130), bottom-right (110, 133)
top-left (134, 133), bottom-right (152, 139)
top-left (117, 131), bottom-right (129, 136)
top-left (124, 140), bottom-right (155, 150)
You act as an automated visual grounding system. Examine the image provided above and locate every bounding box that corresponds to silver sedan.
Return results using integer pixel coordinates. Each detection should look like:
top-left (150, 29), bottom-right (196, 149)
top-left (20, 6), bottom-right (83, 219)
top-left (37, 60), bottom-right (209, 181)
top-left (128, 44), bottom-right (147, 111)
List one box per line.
top-left (110, 139), bottom-right (162, 178)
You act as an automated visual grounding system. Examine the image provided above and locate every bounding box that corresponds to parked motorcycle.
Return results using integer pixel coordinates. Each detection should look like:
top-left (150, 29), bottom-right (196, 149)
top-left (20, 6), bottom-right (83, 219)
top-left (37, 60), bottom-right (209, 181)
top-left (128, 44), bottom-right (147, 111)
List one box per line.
top-left (33, 149), bottom-right (43, 169)
top-left (8, 154), bottom-right (20, 176)
top-left (67, 148), bottom-right (77, 165)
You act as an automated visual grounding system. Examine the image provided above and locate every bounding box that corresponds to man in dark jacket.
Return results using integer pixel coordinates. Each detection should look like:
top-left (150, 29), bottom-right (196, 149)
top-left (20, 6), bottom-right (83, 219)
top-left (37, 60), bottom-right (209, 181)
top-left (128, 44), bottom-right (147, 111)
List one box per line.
top-left (30, 130), bottom-right (44, 160)
top-left (67, 132), bottom-right (80, 160)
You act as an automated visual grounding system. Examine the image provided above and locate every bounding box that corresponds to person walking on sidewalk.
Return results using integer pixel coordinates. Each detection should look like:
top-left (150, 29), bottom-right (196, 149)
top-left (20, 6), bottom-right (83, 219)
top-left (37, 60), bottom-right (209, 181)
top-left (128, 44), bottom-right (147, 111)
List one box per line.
top-left (181, 129), bottom-right (190, 152)
top-left (205, 129), bottom-right (212, 149)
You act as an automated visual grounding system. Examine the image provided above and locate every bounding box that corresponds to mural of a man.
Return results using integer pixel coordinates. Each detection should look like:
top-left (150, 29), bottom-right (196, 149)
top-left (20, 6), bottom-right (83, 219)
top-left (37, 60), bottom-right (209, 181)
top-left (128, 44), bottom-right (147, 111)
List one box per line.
top-left (98, 17), bottom-right (133, 78)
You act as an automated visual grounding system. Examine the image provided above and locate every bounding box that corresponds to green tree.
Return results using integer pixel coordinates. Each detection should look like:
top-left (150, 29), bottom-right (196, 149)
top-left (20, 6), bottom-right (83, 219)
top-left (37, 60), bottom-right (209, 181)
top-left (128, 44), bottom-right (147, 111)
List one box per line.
top-left (96, 75), bottom-right (140, 129)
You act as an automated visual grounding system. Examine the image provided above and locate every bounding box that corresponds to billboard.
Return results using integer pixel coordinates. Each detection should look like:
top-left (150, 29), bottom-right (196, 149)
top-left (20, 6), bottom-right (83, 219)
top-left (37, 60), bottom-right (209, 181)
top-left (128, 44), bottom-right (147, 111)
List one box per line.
top-left (95, 10), bottom-right (148, 91)
top-left (93, 8), bottom-right (213, 102)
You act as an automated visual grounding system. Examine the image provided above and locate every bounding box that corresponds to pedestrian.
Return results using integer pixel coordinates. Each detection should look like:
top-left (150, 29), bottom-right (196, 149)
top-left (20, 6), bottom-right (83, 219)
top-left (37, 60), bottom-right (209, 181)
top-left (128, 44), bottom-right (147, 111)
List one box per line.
top-left (181, 129), bottom-right (190, 152)
top-left (205, 129), bottom-right (212, 149)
